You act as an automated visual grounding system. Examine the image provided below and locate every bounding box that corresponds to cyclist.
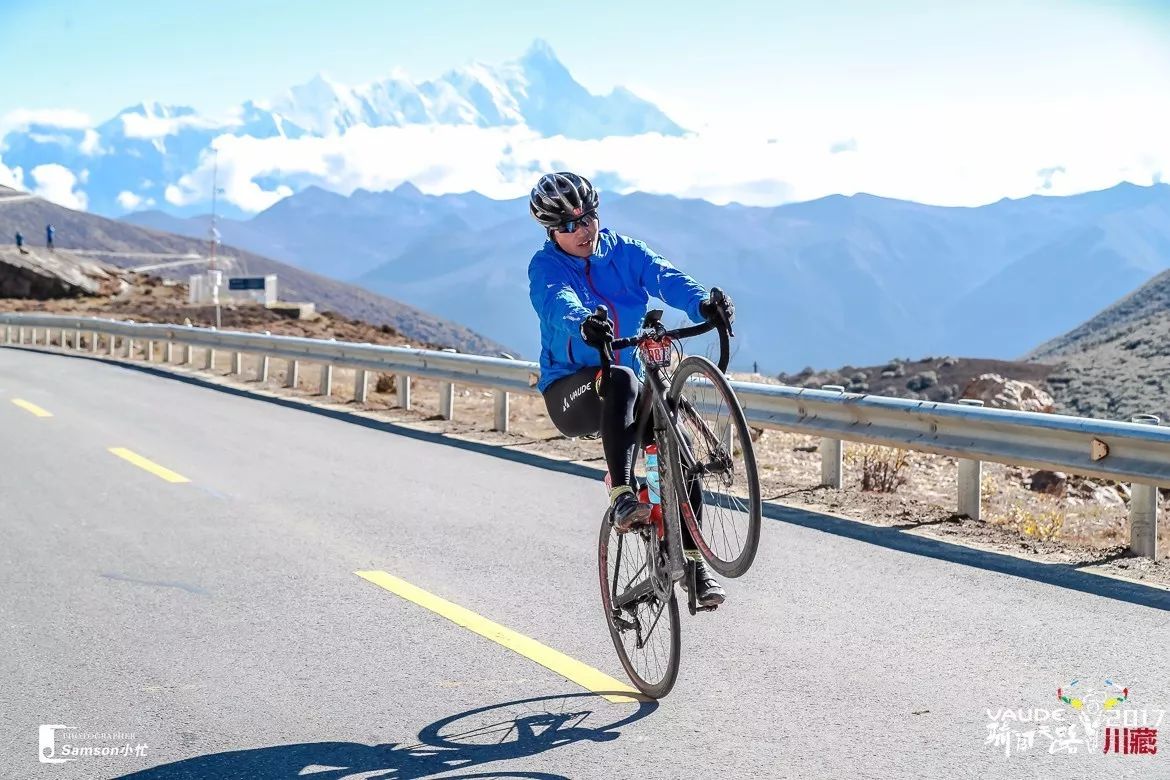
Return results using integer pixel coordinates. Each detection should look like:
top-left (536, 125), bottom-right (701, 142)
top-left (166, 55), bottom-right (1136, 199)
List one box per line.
top-left (527, 171), bottom-right (735, 607)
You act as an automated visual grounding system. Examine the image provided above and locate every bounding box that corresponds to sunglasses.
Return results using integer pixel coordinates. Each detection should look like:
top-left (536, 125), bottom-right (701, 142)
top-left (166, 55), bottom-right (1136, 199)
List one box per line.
top-left (554, 211), bottom-right (597, 234)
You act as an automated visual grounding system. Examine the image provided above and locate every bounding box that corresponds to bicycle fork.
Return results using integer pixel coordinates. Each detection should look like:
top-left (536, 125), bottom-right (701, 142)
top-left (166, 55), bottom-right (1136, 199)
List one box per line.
top-left (656, 416), bottom-right (718, 616)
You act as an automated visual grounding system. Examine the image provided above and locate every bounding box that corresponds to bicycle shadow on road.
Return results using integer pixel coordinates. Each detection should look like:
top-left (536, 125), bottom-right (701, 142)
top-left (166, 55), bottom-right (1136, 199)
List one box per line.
top-left (113, 691), bottom-right (657, 780)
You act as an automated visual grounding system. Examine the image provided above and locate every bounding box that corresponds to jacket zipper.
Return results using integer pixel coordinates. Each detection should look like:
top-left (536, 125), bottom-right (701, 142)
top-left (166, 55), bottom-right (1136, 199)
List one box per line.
top-left (585, 258), bottom-right (621, 365)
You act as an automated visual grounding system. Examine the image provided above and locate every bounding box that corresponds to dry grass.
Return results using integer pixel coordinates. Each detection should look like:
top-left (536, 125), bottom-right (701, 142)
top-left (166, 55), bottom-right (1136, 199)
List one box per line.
top-left (846, 444), bottom-right (912, 493)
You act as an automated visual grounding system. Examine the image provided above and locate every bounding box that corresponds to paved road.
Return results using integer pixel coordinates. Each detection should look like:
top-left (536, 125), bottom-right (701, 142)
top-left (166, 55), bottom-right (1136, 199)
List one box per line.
top-left (1, 346), bottom-right (1167, 779)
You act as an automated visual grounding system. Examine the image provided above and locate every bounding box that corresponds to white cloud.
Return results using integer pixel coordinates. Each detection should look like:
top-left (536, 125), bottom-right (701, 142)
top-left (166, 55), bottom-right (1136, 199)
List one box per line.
top-left (0, 158), bottom-right (24, 190)
top-left (166, 94), bottom-right (1168, 214)
top-left (30, 164), bottom-right (88, 210)
top-left (79, 129), bottom-right (103, 156)
top-left (117, 190), bottom-right (143, 210)
top-left (0, 108), bottom-right (92, 135)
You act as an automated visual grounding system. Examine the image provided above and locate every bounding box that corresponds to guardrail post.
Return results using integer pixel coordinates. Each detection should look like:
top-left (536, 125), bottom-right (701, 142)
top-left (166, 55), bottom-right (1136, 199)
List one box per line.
top-left (439, 347), bottom-right (457, 419)
top-left (494, 390), bottom-right (510, 432)
top-left (74, 328), bottom-right (82, 350)
top-left (165, 341), bottom-right (174, 362)
top-left (3, 325), bottom-right (10, 344)
top-left (320, 364), bottom-right (333, 396)
top-left (957, 399), bottom-right (985, 520)
top-left (19, 326), bottom-right (27, 344)
top-left (183, 344), bottom-right (192, 364)
top-left (286, 359), bottom-right (299, 388)
top-left (440, 382), bottom-right (454, 420)
top-left (30, 327), bottom-right (38, 346)
top-left (204, 347), bottom-right (215, 370)
top-left (91, 332), bottom-right (98, 353)
top-left (398, 374), bottom-right (412, 409)
top-left (259, 355), bottom-right (270, 383)
top-left (231, 352), bottom-right (243, 375)
top-left (108, 335), bottom-right (117, 355)
top-left (146, 340), bottom-right (155, 362)
top-left (124, 337), bottom-right (134, 358)
top-left (354, 369), bottom-right (369, 403)
top-left (820, 385), bottom-right (845, 488)
top-left (1129, 414), bottom-right (1162, 559)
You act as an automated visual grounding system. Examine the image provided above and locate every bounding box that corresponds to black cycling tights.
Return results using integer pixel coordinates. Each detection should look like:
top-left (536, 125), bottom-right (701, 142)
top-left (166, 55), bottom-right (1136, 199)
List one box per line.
top-left (545, 365), bottom-right (644, 489)
top-left (544, 365), bottom-right (702, 546)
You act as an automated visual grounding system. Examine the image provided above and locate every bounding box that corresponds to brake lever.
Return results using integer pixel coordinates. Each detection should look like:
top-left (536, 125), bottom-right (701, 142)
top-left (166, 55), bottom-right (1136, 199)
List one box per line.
top-left (709, 287), bottom-right (735, 337)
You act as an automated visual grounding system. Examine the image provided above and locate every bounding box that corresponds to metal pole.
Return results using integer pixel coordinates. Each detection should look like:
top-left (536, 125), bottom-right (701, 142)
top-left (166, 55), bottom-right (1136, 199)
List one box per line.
top-left (354, 369), bottom-right (369, 403)
top-left (493, 390), bottom-right (510, 432)
top-left (1129, 414), bottom-right (1162, 559)
top-left (440, 381), bottom-right (455, 420)
top-left (957, 399), bottom-right (985, 520)
top-left (319, 364), bottom-right (333, 396)
top-left (286, 359), bottom-right (300, 388)
top-left (231, 352), bottom-right (242, 375)
top-left (259, 355), bottom-right (270, 383)
top-left (147, 340), bottom-right (155, 362)
top-left (820, 385), bottom-right (845, 488)
top-left (398, 374), bottom-right (412, 410)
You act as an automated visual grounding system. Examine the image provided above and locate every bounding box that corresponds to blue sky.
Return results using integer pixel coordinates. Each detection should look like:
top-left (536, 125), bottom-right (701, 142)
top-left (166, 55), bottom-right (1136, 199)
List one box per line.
top-left (1, 0), bottom-right (1168, 209)
top-left (4, 0), bottom-right (1167, 125)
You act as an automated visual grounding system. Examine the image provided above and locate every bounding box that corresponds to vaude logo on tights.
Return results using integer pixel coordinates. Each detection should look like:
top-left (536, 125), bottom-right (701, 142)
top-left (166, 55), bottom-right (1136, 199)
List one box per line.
top-left (563, 382), bottom-right (591, 411)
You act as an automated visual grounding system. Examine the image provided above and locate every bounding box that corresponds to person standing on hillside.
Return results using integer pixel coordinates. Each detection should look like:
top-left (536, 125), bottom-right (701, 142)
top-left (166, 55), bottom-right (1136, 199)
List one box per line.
top-left (45, 224), bottom-right (54, 252)
top-left (526, 171), bottom-right (736, 607)
top-left (15, 230), bottom-right (26, 254)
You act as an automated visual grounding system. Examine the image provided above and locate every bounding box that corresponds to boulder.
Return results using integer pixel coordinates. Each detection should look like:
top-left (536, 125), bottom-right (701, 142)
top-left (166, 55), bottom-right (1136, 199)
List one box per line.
top-left (1029, 470), bottom-right (1067, 497)
top-left (962, 373), bottom-right (1055, 413)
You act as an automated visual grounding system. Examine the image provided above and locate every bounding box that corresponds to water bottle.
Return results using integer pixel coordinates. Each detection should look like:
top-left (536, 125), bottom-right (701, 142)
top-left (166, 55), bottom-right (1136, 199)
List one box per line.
top-left (644, 444), bottom-right (661, 505)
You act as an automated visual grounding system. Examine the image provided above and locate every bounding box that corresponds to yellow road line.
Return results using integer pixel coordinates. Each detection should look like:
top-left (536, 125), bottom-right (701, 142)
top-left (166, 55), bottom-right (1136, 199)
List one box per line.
top-left (11, 398), bottom-right (52, 417)
top-left (108, 447), bottom-right (190, 483)
top-left (355, 570), bottom-right (642, 703)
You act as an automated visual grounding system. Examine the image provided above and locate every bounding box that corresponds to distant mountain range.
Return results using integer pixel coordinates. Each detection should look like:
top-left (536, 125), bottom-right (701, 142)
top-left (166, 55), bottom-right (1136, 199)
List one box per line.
top-left (123, 181), bottom-right (1170, 374)
top-left (0, 40), bottom-right (683, 218)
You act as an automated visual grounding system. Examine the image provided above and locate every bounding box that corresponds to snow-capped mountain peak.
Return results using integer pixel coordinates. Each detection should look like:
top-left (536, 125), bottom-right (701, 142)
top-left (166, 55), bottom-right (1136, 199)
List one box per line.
top-left (0, 40), bottom-right (685, 216)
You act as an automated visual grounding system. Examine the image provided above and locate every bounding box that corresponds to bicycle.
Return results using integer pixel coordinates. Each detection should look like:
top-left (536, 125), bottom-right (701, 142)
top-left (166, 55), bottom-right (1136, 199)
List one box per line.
top-left (593, 288), bottom-right (763, 698)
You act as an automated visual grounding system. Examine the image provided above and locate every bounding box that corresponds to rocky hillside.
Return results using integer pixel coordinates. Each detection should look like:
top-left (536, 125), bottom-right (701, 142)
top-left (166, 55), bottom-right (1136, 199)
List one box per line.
top-left (0, 272), bottom-right (436, 350)
top-left (1025, 268), bottom-right (1170, 421)
top-left (777, 356), bottom-right (1060, 408)
top-left (0, 186), bottom-right (510, 355)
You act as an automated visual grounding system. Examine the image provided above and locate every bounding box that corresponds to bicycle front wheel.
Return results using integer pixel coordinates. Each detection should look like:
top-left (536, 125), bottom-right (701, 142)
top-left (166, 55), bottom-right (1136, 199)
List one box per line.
top-left (668, 355), bottom-right (763, 578)
top-left (598, 510), bottom-right (681, 699)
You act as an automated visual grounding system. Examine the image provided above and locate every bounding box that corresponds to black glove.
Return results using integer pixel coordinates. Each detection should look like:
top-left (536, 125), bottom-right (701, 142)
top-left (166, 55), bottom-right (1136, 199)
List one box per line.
top-left (699, 291), bottom-right (735, 325)
top-left (580, 312), bottom-right (614, 346)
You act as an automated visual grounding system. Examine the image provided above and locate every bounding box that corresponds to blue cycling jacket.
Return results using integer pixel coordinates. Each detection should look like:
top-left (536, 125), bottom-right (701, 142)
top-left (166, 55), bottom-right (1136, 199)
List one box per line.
top-left (528, 228), bottom-right (708, 392)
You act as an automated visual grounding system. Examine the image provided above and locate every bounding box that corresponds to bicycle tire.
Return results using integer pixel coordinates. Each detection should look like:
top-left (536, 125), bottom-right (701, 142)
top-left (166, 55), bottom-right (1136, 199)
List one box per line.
top-left (667, 355), bottom-right (763, 578)
top-left (597, 510), bottom-right (681, 699)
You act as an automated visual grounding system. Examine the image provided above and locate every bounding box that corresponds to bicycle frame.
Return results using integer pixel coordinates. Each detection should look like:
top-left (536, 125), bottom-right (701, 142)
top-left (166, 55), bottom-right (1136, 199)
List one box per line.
top-left (600, 303), bottom-right (733, 619)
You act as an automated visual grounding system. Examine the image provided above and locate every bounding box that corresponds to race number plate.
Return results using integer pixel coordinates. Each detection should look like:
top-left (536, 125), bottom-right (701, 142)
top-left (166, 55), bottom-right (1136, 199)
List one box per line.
top-left (641, 337), bottom-right (673, 368)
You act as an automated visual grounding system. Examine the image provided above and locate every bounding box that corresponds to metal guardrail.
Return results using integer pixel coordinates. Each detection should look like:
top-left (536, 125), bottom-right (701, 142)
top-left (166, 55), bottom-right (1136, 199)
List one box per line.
top-left (2, 312), bottom-right (1164, 559)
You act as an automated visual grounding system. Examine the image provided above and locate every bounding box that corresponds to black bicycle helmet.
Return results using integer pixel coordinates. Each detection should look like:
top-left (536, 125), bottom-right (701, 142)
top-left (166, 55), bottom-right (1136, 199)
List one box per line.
top-left (529, 171), bottom-right (599, 229)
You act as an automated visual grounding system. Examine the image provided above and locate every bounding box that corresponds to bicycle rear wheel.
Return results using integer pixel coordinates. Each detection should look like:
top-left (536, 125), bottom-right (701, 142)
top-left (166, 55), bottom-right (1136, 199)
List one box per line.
top-left (668, 355), bottom-right (763, 578)
top-left (598, 510), bottom-right (681, 699)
